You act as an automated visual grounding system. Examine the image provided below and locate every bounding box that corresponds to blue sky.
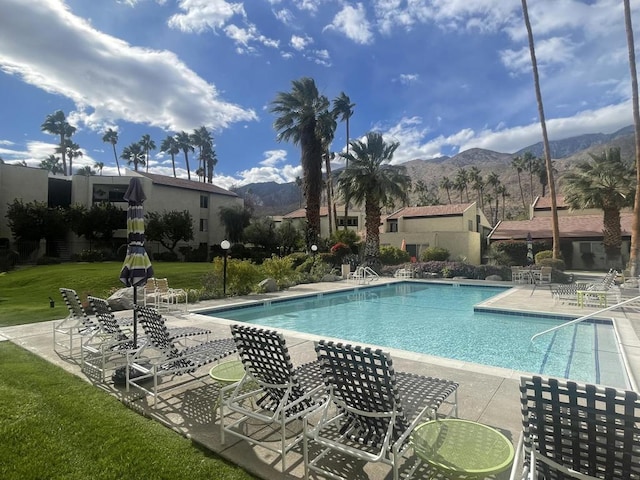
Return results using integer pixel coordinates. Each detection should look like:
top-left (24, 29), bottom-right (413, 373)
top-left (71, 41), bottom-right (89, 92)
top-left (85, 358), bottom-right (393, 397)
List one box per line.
top-left (0, 0), bottom-right (638, 190)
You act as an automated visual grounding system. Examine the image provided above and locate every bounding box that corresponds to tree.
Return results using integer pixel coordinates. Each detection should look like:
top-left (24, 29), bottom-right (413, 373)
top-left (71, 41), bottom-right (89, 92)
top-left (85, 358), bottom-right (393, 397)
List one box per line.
top-left (40, 154), bottom-right (63, 175)
top-left (219, 205), bottom-right (252, 243)
top-left (190, 126), bottom-right (216, 182)
top-left (175, 131), bottom-right (194, 180)
top-left (468, 166), bottom-right (484, 209)
top-left (624, 0), bottom-right (640, 276)
top-left (121, 142), bottom-right (145, 172)
top-left (511, 155), bottom-right (527, 210)
top-left (337, 132), bottom-right (410, 268)
top-left (5, 199), bottom-right (68, 255)
top-left (317, 109), bottom-right (338, 236)
top-left (414, 180), bottom-right (440, 206)
top-left (67, 202), bottom-right (124, 248)
top-left (453, 168), bottom-right (468, 202)
top-left (57, 140), bottom-right (82, 175)
top-left (439, 176), bottom-right (453, 204)
top-left (243, 217), bottom-right (278, 252)
top-left (497, 184), bottom-right (510, 221)
top-left (333, 92), bottom-right (355, 229)
top-left (522, 0), bottom-right (561, 259)
top-left (94, 161), bottom-right (104, 175)
top-left (139, 134), bottom-right (156, 173)
top-left (102, 128), bottom-right (121, 176)
top-left (145, 210), bottom-right (194, 254)
top-left (271, 77), bottom-right (329, 248)
top-left (41, 110), bottom-right (76, 176)
top-left (160, 135), bottom-right (180, 178)
top-left (486, 171), bottom-right (501, 225)
top-left (76, 166), bottom-right (95, 176)
top-left (276, 222), bottom-right (302, 255)
top-left (562, 148), bottom-right (635, 266)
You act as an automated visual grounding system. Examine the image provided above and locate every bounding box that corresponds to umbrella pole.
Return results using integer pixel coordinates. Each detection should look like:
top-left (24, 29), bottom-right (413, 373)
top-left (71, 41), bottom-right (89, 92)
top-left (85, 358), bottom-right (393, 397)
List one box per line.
top-left (133, 286), bottom-right (138, 345)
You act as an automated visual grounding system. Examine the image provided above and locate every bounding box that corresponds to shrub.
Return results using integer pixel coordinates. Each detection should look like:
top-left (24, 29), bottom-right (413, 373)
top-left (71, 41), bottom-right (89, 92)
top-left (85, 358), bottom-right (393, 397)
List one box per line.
top-left (415, 261), bottom-right (475, 278)
top-left (379, 245), bottom-right (411, 265)
top-left (73, 249), bottom-right (109, 262)
top-left (36, 255), bottom-right (62, 265)
top-left (474, 264), bottom-right (511, 281)
top-left (537, 257), bottom-right (566, 271)
top-left (295, 256), bottom-right (332, 282)
top-left (330, 242), bottom-right (351, 262)
top-left (212, 257), bottom-right (261, 296)
top-left (260, 256), bottom-right (298, 289)
top-left (0, 250), bottom-right (19, 272)
top-left (420, 246), bottom-right (450, 262)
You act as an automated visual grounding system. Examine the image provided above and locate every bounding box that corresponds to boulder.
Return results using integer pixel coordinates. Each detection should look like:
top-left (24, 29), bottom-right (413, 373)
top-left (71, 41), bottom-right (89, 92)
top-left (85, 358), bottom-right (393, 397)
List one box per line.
top-left (259, 278), bottom-right (278, 293)
top-left (321, 274), bottom-right (341, 282)
top-left (107, 287), bottom-right (135, 311)
top-left (485, 274), bottom-right (503, 282)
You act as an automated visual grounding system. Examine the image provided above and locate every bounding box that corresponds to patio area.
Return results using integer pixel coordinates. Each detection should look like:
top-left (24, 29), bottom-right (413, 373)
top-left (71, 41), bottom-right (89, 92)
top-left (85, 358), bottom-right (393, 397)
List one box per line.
top-left (2, 276), bottom-right (640, 479)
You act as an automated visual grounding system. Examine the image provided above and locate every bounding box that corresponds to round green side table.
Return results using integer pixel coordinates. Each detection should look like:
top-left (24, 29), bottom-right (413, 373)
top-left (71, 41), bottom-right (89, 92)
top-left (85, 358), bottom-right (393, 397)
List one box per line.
top-left (411, 418), bottom-right (514, 479)
top-left (209, 359), bottom-right (246, 415)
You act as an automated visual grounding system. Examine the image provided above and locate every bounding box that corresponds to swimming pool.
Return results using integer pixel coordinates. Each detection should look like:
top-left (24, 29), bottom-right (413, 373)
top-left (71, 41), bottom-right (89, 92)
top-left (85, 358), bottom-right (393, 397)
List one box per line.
top-left (205, 282), bottom-right (629, 388)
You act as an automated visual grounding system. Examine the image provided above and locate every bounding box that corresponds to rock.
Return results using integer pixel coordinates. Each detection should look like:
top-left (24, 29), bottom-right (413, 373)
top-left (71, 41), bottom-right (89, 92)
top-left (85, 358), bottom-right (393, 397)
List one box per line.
top-left (485, 274), bottom-right (503, 281)
top-left (259, 278), bottom-right (278, 293)
top-left (107, 287), bottom-right (135, 310)
top-left (321, 274), bottom-right (341, 282)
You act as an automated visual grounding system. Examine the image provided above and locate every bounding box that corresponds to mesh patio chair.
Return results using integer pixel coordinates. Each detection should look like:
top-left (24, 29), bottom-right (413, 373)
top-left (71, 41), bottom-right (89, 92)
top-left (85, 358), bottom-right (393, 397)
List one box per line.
top-left (53, 287), bottom-right (101, 358)
top-left (220, 324), bottom-right (325, 471)
top-left (304, 341), bottom-right (459, 480)
top-left (126, 305), bottom-right (236, 407)
top-left (510, 375), bottom-right (640, 480)
top-left (152, 277), bottom-right (188, 313)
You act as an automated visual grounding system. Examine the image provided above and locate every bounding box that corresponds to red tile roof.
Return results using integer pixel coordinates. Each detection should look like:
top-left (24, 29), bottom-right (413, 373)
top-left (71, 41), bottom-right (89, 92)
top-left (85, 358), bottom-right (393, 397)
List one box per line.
top-left (386, 203), bottom-right (473, 220)
top-left (490, 213), bottom-right (633, 241)
top-left (137, 172), bottom-right (238, 197)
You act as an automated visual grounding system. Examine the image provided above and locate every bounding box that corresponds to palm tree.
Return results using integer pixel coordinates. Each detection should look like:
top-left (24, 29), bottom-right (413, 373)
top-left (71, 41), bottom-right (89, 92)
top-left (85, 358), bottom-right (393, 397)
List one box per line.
top-left (139, 134), bottom-right (156, 173)
top-left (56, 140), bottom-right (82, 175)
top-left (624, 0), bottom-right (640, 276)
top-left (563, 148), bottom-right (635, 267)
top-left (190, 126), bottom-right (214, 179)
top-left (317, 110), bottom-right (338, 236)
top-left (337, 132), bottom-right (411, 268)
top-left (522, 0), bottom-right (561, 259)
top-left (511, 155), bottom-right (527, 210)
top-left (94, 161), bottom-right (104, 176)
top-left (175, 131), bottom-right (193, 180)
top-left (40, 154), bottom-right (63, 175)
top-left (439, 176), bottom-right (453, 204)
top-left (121, 142), bottom-right (145, 172)
top-left (41, 110), bottom-right (76, 176)
top-left (454, 168), bottom-right (469, 202)
top-left (333, 92), bottom-right (355, 229)
top-left (295, 176), bottom-right (303, 208)
top-left (76, 166), bottom-right (95, 176)
top-left (468, 166), bottom-right (484, 209)
top-left (486, 172), bottom-right (501, 225)
top-left (195, 167), bottom-right (205, 181)
top-left (160, 135), bottom-right (180, 178)
top-left (497, 184), bottom-right (510, 221)
top-left (271, 77), bottom-right (330, 247)
top-left (102, 128), bottom-right (121, 176)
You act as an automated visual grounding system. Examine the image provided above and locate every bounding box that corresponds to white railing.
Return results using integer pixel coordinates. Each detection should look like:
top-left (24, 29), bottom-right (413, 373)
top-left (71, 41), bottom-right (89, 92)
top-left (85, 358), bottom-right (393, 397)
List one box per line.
top-left (531, 294), bottom-right (640, 342)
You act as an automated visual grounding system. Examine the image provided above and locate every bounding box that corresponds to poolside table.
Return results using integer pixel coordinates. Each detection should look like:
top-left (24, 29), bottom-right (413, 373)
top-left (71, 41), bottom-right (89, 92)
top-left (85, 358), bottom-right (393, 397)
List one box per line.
top-left (209, 359), bottom-right (245, 417)
top-left (576, 289), bottom-right (609, 308)
top-left (411, 418), bottom-right (514, 479)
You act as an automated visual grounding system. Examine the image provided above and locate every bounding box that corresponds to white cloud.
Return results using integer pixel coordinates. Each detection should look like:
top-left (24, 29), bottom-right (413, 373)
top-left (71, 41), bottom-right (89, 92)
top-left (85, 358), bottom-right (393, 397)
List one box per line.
top-left (397, 73), bottom-right (419, 85)
top-left (500, 36), bottom-right (577, 76)
top-left (168, 0), bottom-right (245, 33)
top-left (325, 4), bottom-right (373, 45)
top-left (224, 23), bottom-right (280, 53)
top-left (274, 8), bottom-right (295, 26)
top-left (0, 1), bottom-right (257, 134)
top-left (260, 149), bottom-right (287, 167)
top-left (294, 0), bottom-right (325, 14)
top-left (291, 34), bottom-right (312, 51)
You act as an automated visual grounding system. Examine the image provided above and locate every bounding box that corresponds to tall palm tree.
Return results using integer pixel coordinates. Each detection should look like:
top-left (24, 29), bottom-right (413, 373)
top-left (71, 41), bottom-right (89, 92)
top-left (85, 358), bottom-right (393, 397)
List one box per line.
top-left (139, 134), bottom-right (156, 173)
top-left (439, 176), bottom-right (453, 204)
top-left (203, 147), bottom-right (218, 184)
top-left (76, 166), bottom-right (95, 176)
top-left (94, 161), bottom-right (104, 176)
top-left (121, 142), bottom-right (145, 172)
top-left (317, 109), bottom-right (338, 236)
top-left (511, 155), bottom-right (527, 210)
top-left (624, 0), bottom-right (640, 276)
top-left (333, 92), bottom-right (355, 229)
top-left (337, 132), bottom-right (411, 268)
top-left (468, 166), bottom-right (484, 209)
top-left (563, 148), bottom-right (635, 267)
top-left (175, 131), bottom-right (193, 180)
top-left (40, 154), bottom-right (63, 175)
top-left (486, 171), bottom-right (501, 225)
top-left (497, 184), bottom-right (510, 221)
top-left (271, 77), bottom-right (330, 247)
top-left (190, 126), bottom-right (214, 177)
top-left (160, 135), bottom-right (180, 178)
top-left (522, 0), bottom-right (560, 259)
top-left (56, 139), bottom-right (82, 176)
top-left (454, 168), bottom-right (469, 202)
top-left (41, 110), bottom-right (76, 176)
top-left (102, 128), bottom-right (121, 176)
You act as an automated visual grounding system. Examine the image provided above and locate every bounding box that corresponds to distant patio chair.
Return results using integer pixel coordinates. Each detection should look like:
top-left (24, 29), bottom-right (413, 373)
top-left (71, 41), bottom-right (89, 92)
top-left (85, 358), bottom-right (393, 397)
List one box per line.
top-left (304, 341), bottom-right (459, 480)
top-left (534, 266), bottom-right (552, 284)
top-left (152, 277), bottom-right (188, 313)
top-left (510, 375), bottom-right (640, 479)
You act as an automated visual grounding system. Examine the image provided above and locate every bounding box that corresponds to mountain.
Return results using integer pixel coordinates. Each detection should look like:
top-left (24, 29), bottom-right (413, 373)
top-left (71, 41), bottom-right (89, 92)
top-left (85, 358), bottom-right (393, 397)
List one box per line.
top-left (234, 126), bottom-right (636, 218)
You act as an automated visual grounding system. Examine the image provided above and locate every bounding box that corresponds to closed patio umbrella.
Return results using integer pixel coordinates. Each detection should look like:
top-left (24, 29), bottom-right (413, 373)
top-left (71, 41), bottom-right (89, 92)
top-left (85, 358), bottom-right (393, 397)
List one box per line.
top-left (119, 177), bottom-right (154, 346)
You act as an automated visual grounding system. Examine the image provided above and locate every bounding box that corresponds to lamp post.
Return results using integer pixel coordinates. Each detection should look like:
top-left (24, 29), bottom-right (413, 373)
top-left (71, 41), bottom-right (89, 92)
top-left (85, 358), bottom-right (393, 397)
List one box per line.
top-left (221, 240), bottom-right (230, 296)
top-left (526, 233), bottom-right (533, 265)
top-left (311, 244), bottom-right (318, 256)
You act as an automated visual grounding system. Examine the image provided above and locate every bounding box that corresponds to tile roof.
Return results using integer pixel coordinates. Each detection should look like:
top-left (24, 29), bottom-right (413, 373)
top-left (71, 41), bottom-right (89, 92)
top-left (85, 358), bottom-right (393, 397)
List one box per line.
top-left (532, 195), bottom-right (567, 210)
top-left (137, 172), bottom-right (238, 197)
top-left (489, 213), bottom-right (633, 241)
top-left (385, 203), bottom-right (473, 220)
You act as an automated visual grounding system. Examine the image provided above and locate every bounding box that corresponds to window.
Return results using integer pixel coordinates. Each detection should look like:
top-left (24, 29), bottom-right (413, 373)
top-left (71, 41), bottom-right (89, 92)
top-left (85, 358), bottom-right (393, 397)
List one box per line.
top-left (199, 219), bottom-right (208, 232)
top-left (338, 217), bottom-right (358, 227)
top-left (389, 220), bottom-right (398, 232)
top-left (200, 195), bottom-right (209, 208)
top-left (468, 220), bottom-right (473, 231)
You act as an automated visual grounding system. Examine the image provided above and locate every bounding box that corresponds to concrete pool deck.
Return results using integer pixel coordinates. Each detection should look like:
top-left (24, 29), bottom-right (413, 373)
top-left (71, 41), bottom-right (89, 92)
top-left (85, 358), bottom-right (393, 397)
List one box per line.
top-left (2, 276), bottom-right (640, 479)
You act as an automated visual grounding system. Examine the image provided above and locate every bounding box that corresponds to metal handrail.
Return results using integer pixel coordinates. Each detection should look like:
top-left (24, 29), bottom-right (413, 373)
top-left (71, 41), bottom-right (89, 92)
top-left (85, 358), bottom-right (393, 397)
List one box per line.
top-left (531, 294), bottom-right (640, 342)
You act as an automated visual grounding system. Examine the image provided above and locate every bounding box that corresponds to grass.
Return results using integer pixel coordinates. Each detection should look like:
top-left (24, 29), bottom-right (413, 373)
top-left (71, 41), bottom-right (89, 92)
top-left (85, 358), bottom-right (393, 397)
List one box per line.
top-left (0, 262), bottom-right (213, 326)
top-left (0, 342), bottom-right (256, 480)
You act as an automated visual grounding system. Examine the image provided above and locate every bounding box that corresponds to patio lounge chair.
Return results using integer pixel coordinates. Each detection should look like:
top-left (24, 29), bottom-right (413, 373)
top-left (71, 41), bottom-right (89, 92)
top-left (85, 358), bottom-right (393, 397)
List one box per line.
top-left (126, 305), bottom-right (236, 407)
top-left (53, 287), bottom-right (101, 358)
top-left (550, 283), bottom-right (590, 304)
top-left (151, 277), bottom-right (188, 313)
top-left (510, 375), bottom-right (640, 480)
top-left (82, 297), bottom-right (209, 382)
top-left (220, 324), bottom-right (325, 471)
top-left (304, 341), bottom-right (459, 480)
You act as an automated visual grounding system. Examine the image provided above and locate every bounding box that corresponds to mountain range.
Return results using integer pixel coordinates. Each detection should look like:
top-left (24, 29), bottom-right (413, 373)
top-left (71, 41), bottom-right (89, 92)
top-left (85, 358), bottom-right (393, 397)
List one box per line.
top-left (233, 125), bottom-right (638, 219)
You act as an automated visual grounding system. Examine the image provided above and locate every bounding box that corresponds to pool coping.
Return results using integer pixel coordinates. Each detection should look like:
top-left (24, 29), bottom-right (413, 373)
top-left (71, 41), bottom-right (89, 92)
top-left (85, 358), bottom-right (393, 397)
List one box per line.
top-left (190, 278), bottom-right (640, 391)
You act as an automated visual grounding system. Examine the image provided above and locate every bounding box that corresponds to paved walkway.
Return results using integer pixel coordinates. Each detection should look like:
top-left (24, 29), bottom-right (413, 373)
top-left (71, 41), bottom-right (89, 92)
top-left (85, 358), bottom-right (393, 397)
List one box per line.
top-left (2, 276), bottom-right (640, 479)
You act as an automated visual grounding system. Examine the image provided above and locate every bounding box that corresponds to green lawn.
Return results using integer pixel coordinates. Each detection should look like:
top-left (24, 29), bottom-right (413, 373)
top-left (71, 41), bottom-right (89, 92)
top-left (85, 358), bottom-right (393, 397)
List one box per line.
top-left (0, 262), bottom-right (214, 326)
top-left (0, 342), bottom-right (255, 480)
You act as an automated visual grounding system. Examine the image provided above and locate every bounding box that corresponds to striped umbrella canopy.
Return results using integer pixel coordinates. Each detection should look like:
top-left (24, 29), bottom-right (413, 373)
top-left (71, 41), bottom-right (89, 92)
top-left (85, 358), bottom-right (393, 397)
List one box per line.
top-left (119, 177), bottom-right (153, 344)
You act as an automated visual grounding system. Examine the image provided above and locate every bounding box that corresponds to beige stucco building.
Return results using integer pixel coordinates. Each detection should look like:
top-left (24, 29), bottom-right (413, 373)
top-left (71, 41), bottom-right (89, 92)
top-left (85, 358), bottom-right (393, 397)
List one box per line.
top-left (380, 203), bottom-right (493, 265)
top-left (280, 205), bottom-right (366, 240)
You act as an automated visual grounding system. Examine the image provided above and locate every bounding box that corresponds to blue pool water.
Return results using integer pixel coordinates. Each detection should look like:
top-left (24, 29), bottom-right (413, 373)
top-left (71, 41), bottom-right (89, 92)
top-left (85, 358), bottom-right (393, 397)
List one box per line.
top-left (206, 282), bottom-right (628, 388)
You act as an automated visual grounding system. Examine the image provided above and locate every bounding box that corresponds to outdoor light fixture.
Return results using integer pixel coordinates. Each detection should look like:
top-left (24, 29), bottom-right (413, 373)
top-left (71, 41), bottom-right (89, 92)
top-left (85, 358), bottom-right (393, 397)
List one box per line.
top-left (311, 244), bottom-right (318, 254)
top-left (221, 240), bottom-right (231, 296)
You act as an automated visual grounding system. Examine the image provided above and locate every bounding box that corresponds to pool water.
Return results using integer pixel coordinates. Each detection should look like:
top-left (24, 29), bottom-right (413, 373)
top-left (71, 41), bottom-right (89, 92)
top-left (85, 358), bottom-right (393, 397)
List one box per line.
top-left (206, 282), bottom-right (628, 388)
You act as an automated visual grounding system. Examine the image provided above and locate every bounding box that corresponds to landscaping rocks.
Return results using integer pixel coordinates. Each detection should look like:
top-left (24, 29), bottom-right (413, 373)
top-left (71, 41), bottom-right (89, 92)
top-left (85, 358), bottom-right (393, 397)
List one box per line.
top-left (259, 278), bottom-right (278, 293)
